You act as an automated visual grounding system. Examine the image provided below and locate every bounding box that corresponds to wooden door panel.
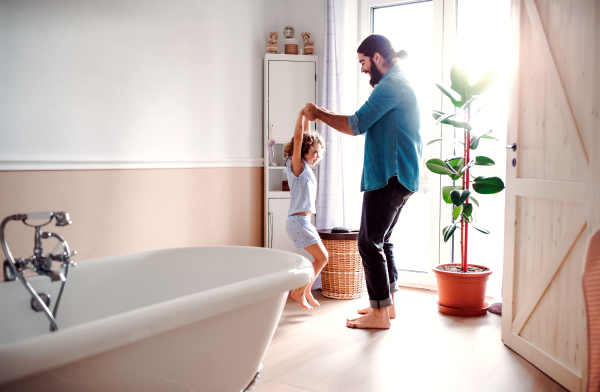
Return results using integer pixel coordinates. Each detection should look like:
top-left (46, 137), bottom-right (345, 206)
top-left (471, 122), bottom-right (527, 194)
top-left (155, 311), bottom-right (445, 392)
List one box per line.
top-left (535, 0), bottom-right (596, 145)
top-left (513, 198), bottom-right (580, 316)
top-left (518, 12), bottom-right (584, 183)
top-left (521, 230), bottom-right (586, 371)
top-left (503, 0), bottom-right (596, 390)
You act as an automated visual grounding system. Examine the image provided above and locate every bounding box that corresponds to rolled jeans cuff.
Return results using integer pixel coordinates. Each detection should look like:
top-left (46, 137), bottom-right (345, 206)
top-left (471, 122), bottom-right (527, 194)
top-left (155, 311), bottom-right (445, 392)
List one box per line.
top-left (370, 297), bottom-right (393, 309)
top-left (390, 281), bottom-right (399, 294)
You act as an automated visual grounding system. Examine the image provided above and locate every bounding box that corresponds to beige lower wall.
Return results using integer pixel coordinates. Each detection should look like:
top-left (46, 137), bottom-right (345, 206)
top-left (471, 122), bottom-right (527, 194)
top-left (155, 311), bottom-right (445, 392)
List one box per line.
top-left (0, 167), bottom-right (263, 264)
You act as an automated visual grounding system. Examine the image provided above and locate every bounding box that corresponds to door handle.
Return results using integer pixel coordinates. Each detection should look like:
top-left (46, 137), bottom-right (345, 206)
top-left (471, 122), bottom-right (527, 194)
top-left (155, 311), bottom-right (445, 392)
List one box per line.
top-left (506, 143), bottom-right (517, 152)
top-left (268, 212), bottom-right (273, 248)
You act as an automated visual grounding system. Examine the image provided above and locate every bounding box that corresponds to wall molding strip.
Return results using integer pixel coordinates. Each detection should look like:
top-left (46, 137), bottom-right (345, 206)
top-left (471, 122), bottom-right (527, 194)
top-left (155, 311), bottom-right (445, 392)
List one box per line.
top-left (0, 157), bottom-right (265, 171)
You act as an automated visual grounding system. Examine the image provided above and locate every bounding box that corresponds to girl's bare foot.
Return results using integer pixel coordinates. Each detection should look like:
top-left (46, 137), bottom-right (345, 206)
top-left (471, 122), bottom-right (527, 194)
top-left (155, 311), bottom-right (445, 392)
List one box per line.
top-left (357, 305), bottom-right (396, 319)
top-left (346, 308), bottom-right (391, 329)
top-left (305, 288), bottom-right (320, 307)
top-left (290, 288), bottom-right (312, 310)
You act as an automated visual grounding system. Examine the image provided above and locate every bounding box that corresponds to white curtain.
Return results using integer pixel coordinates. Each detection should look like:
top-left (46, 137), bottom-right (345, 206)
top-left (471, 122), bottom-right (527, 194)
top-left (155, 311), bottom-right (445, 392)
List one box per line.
top-left (317, 0), bottom-right (345, 231)
top-left (317, 0), bottom-right (363, 231)
top-left (313, 0), bottom-right (363, 289)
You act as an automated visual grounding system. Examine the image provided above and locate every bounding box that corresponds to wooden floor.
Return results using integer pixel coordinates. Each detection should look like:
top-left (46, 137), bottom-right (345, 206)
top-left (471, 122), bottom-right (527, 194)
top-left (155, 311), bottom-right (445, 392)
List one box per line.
top-left (253, 288), bottom-right (568, 392)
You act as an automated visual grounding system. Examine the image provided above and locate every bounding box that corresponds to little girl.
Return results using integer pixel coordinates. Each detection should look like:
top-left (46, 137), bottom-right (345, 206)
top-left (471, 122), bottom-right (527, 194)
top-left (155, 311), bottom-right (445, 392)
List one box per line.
top-left (283, 108), bottom-right (328, 310)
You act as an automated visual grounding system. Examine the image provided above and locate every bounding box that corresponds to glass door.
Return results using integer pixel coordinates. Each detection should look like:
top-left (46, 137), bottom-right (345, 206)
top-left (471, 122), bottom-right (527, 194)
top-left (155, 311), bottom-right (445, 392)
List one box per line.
top-left (370, 0), bottom-right (442, 287)
top-left (452, 0), bottom-right (510, 298)
top-left (362, 0), bottom-right (511, 292)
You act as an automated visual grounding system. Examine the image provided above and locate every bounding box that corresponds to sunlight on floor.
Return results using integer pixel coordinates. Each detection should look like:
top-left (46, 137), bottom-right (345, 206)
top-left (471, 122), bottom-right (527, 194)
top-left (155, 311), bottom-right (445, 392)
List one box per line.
top-left (254, 288), bottom-right (567, 392)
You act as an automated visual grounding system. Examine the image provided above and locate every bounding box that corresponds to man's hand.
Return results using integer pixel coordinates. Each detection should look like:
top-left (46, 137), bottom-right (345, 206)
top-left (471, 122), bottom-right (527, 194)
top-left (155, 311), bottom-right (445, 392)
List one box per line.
top-left (304, 103), bottom-right (326, 123)
top-left (304, 103), bottom-right (353, 135)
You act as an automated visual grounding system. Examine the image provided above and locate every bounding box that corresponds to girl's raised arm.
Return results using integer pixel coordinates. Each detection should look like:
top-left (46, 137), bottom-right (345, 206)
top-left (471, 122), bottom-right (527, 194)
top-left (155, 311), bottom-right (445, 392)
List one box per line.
top-left (291, 109), bottom-right (306, 177)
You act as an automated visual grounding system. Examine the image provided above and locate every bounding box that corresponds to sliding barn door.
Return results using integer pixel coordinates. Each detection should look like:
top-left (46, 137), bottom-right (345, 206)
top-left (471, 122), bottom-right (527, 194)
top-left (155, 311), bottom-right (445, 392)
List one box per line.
top-left (502, 0), bottom-right (597, 391)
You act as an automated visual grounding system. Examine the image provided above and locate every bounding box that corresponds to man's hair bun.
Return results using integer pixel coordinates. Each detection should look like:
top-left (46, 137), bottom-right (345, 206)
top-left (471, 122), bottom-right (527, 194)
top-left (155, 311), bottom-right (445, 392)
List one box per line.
top-left (397, 50), bottom-right (408, 60)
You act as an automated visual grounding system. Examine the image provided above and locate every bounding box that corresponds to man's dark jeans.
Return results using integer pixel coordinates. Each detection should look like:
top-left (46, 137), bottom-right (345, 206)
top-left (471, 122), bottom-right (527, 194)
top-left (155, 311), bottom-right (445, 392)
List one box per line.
top-left (358, 176), bottom-right (413, 309)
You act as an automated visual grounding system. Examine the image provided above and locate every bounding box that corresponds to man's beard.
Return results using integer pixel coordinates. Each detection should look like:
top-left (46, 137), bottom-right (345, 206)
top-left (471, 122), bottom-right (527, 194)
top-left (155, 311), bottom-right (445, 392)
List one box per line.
top-left (369, 62), bottom-right (383, 87)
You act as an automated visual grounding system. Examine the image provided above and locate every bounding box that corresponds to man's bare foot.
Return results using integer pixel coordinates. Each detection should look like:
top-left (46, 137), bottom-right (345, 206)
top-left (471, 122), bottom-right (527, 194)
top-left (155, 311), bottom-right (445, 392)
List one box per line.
top-left (290, 288), bottom-right (312, 310)
top-left (346, 308), bottom-right (391, 329)
top-left (357, 305), bottom-right (396, 319)
top-left (305, 289), bottom-right (320, 307)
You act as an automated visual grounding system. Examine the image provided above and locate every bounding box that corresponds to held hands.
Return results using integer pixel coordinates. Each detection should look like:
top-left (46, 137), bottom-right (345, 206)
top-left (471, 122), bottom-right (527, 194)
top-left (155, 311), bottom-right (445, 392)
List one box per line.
top-left (304, 103), bottom-right (326, 124)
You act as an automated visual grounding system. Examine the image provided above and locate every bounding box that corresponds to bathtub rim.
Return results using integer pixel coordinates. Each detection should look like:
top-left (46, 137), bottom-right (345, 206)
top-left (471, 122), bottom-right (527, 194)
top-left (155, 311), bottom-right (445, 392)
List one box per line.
top-left (0, 245), bottom-right (313, 385)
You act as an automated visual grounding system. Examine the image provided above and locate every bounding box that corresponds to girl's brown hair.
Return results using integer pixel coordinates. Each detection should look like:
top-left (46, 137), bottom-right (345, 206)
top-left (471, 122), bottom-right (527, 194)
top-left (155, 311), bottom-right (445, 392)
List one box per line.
top-left (283, 132), bottom-right (326, 162)
top-left (356, 34), bottom-right (407, 67)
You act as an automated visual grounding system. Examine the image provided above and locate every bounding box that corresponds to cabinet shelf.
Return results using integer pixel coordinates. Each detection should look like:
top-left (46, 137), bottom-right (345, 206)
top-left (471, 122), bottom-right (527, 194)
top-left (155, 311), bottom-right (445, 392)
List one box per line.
top-left (268, 191), bottom-right (291, 198)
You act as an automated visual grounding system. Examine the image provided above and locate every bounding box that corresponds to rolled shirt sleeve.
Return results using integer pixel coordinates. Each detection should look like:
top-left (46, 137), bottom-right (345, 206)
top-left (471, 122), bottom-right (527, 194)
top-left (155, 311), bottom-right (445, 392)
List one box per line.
top-left (348, 82), bottom-right (404, 136)
top-left (348, 114), bottom-right (361, 135)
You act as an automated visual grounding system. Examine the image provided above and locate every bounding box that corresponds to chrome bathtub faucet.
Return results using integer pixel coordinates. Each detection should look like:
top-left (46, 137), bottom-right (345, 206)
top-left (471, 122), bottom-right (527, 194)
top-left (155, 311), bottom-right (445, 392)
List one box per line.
top-left (1, 212), bottom-right (77, 332)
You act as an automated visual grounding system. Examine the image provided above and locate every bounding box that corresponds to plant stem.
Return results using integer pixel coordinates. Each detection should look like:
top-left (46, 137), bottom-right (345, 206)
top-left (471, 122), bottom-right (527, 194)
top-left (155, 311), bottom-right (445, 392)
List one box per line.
top-left (464, 106), bottom-right (471, 273)
top-left (461, 116), bottom-right (466, 271)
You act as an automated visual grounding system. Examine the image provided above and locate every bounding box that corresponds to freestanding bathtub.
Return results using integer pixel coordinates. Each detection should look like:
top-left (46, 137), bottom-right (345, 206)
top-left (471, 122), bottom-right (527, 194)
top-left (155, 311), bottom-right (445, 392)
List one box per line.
top-left (0, 246), bottom-right (313, 391)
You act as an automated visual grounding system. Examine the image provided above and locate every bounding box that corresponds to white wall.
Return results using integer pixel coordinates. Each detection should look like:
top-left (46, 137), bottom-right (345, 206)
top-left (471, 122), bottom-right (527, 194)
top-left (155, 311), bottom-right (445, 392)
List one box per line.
top-left (283, 0), bottom-right (325, 109)
top-left (0, 0), bottom-right (286, 167)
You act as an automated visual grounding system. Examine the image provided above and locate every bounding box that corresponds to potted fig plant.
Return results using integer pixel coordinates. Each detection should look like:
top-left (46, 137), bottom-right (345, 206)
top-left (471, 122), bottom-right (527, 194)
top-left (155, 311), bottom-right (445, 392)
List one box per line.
top-left (426, 64), bottom-right (505, 317)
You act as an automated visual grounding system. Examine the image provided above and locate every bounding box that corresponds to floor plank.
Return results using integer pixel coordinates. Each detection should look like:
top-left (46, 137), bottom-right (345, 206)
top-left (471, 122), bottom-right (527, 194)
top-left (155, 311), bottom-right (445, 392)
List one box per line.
top-left (252, 288), bottom-right (568, 392)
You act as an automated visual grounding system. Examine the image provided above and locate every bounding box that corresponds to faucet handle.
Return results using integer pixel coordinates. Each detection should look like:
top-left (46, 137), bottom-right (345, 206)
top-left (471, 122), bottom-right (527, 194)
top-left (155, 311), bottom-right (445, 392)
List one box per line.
top-left (53, 212), bottom-right (71, 227)
top-left (3, 260), bottom-right (16, 282)
top-left (50, 241), bottom-right (66, 257)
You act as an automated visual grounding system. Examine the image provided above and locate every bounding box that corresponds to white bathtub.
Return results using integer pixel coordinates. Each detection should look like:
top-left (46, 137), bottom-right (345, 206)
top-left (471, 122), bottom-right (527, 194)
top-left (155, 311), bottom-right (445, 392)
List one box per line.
top-left (0, 246), bottom-right (313, 391)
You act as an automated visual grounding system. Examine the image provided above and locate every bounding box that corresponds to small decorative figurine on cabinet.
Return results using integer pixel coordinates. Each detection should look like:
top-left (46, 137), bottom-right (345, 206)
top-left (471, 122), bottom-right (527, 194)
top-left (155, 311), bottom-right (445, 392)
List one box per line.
top-left (283, 25), bottom-right (298, 55)
top-left (267, 32), bottom-right (278, 53)
top-left (301, 32), bottom-right (314, 55)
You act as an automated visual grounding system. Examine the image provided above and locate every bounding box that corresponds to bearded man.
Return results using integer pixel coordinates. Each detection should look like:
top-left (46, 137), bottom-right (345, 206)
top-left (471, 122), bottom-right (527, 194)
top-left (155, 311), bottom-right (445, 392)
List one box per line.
top-left (304, 34), bottom-right (422, 329)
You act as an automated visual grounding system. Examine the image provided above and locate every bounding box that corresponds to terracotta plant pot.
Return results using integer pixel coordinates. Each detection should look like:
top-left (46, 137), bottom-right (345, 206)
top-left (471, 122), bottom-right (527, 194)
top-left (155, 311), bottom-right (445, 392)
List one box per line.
top-left (432, 264), bottom-right (492, 317)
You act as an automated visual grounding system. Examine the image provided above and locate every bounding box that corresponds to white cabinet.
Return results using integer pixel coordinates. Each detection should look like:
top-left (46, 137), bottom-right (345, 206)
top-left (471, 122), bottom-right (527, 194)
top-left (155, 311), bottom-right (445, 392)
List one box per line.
top-left (263, 54), bottom-right (318, 255)
top-left (268, 59), bottom-right (317, 143)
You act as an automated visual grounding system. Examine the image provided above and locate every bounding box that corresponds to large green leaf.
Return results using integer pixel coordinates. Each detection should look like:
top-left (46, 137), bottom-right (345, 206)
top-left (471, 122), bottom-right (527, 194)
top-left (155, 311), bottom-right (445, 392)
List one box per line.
top-left (474, 156), bottom-right (495, 166)
top-left (433, 111), bottom-right (472, 130)
top-left (471, 70), bottom-right (499, 96)
top-left (450, 64), bottom-right (471, 101)
top-left (470, 129), bottom-right (493, 150)
top-left (450, 189), bottom-right (471, 206)
top-left (443, 223), bottom-right (458, 243)
top-left (462, 202), bottom-right (473, 217)
top-left (425, 137), bottom-right (464, 147)
top-left (481, 135), bottom-right (499, 141)
top-left (472, 176), bottom-right (505, 194)
top-left (474, 103), bottom-right (493, 115)
top-left (435, 112), bottom-right (459, 125)
top-left (472, 225), bottom-right (490, 234)
top-left (434, 83), bottom-right (462, 107)
top-left (442, 186), bottom-right (461, 204)
top-left (460, 159), bottom-right (476, 174)
top-left (460, 95), bottom-right (479, 110)
top-left (445, 118), bottom-right (473, 130)
top-left (452, 205), bottom-right (463, 220)
top-left (426, 159), bottom-right (457, 175)
top-left (447, 157), bottom-right (464, 166)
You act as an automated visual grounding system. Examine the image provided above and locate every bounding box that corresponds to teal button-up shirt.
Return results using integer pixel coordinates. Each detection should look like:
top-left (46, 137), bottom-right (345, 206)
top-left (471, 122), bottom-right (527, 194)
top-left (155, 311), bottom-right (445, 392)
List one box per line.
top-left (348, 65), bottom-right (422, 192)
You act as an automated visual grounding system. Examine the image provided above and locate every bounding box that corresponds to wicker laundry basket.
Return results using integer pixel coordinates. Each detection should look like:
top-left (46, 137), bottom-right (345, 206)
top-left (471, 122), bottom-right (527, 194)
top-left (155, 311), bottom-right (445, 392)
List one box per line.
top-left (318, 230), bottom-right (367, 299)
